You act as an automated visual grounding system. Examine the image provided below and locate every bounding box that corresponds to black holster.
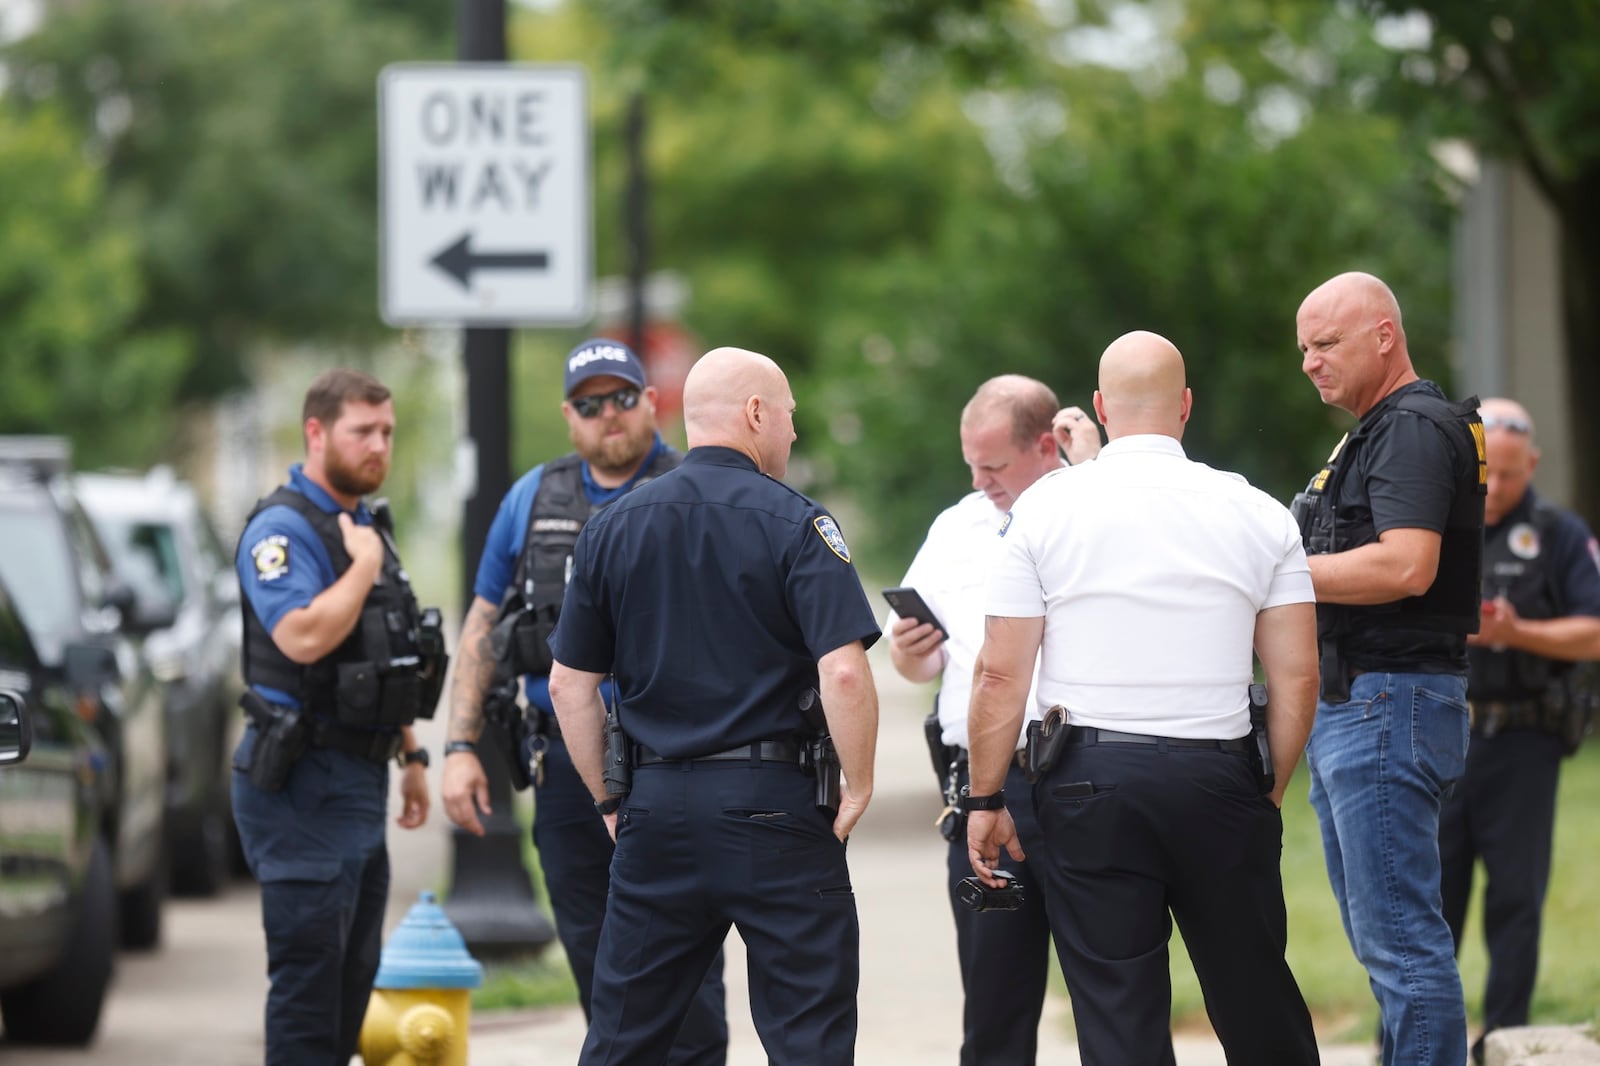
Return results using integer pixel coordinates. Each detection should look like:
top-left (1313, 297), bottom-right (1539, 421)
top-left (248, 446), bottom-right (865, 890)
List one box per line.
top-left (1022, 705), bottom-right (1071, 784)
top-left (797, 687), bottom-right (842, 815)
top-left (1319, 636), bottom-right (1351, 704)
top-left (602, 708), bottom-right (631, 800)
top-left (924, 707), bottom-right (957, 789)
top-left (1247, 683), bottom-right (1274, 796)
top-left (482, 677), bottom-right (534, 791)
top-left (240, 690), bottom-right (308, 793)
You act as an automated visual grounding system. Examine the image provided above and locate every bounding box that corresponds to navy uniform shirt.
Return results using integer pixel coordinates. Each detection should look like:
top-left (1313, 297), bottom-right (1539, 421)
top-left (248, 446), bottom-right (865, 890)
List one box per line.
top-left (548, 446), bottom-right (880, 758)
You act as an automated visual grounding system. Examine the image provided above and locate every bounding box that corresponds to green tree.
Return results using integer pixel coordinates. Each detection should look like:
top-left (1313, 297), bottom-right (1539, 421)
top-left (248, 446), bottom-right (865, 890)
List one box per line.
top-left (0, 105), bottom-right (191, 466)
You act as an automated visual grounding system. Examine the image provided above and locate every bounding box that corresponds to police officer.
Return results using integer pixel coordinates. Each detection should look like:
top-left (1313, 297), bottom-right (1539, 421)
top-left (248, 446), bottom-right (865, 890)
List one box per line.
top-left (232, 369), bottom-right (444, 1065)
top-left (887, 375), bottom-right (1099, 1066)
top-left (439, 338), bottom-right (727, 1061)
top-left (966, 332), bottom-right (1320, 1066)
top-left (1440, 397), bottom-right (1600, 1063)
top-left (1293, 271), bottom-right (1485, 1066)
top-left (548, 346), bottom-right (882, 1065)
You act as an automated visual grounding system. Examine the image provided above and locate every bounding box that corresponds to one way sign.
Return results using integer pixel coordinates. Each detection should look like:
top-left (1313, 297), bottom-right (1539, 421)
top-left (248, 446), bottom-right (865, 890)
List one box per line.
top-left (379, 63), bottom-right (591, 326)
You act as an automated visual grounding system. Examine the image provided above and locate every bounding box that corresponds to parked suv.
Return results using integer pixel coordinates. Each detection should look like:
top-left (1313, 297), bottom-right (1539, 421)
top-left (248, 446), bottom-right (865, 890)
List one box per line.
top-left (77, 468), bottom-right (245, 895)
top-left (0, 438), bottom-right (169, 950)
top-left (0, 574), bottom-right (117, 1045)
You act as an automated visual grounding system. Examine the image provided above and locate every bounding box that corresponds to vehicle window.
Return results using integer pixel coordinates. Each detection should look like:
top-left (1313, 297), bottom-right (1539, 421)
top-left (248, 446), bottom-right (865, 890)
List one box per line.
top-left (0, 504), bottom-right (81, 652)
top-left (100, 518), bottom-right (186, 605)
top-left (0, 581), bottom-right (35, 672)
top-left (59, 496), bottom-right (111, 607)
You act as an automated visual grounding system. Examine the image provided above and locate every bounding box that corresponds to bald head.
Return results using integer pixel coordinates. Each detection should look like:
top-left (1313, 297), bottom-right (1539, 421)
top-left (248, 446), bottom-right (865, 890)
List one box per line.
top-left (1297, 271), bottom-right (1416, 417)
top-left (1479, 396), bottom-right (1540, 525)
top-left (1093, 331), bottom-right (1191, 441)
top-left (683, 346), bottom-right (798, 478)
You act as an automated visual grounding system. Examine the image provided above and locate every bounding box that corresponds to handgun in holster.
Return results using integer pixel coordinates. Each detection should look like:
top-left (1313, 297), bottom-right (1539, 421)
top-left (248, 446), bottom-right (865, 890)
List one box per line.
top-left (481, 674), bottom-right (534, 791)
top-left (1022, 705), bottom-right (1071, 784)
top-left (240, 689), bottom-right (308, 793)
top-left (798, 686), bottom-right (842, 815)
top-left (601, 704), bottom-right (632, 800)
top-left (1247, 683), bottom-right (1275, 796)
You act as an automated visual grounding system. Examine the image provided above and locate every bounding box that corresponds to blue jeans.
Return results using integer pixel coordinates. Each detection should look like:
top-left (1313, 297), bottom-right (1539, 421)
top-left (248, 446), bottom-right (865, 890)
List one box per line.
top-left (1307, 671), bottom-right (1470, 1066)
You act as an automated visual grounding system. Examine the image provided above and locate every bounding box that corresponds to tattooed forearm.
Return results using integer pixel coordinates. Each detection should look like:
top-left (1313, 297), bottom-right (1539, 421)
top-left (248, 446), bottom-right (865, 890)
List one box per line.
top-left (447, 596), bottom-right (500, 742)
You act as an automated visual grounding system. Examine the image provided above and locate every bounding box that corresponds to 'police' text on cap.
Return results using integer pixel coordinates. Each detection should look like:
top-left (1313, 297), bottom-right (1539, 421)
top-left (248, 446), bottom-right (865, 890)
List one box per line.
top-left (564, 339), bottom-right (647, 397)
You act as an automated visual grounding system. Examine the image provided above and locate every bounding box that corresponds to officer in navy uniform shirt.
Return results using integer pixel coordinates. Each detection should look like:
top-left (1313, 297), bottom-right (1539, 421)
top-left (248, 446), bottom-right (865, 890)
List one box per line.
top-left (231, 369), bottom-right (433, 1065)
top-left (549, 346), bottom-right (882, 1066)
top-left (1440, 397), bottom-right (1600, 1063)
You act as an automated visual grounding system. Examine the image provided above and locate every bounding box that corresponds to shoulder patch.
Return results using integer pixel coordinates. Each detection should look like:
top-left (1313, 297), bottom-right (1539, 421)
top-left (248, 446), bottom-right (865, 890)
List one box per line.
top-left (251, 534), bottom-right (291, 582)
top-left (813, 515), bottom-right (851, 562)
top-left (998, 511), bottom-right (1014, 538)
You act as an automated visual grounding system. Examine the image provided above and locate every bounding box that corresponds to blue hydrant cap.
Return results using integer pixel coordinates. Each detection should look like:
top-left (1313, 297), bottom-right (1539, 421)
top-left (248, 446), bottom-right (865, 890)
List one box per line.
top-left (374, 890), bottom-right (485, 989)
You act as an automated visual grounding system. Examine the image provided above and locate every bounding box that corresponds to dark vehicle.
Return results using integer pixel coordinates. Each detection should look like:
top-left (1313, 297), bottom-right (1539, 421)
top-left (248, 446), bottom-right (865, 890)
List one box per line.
top-left (0, 576), bottom-right (117, 1046)
top-left (77, 468), bottom-right (246, 895)
top-left (0, 438), bottom-right (169, 950)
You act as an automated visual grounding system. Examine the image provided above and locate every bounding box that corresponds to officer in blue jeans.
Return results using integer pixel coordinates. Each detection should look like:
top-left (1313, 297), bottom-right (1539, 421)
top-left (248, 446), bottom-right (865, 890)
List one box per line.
top-left (232, 369), bottom-right (440, 1065)
top-left (1293, 272), bottom-right (1486, 1066)
top-left (549, 346), bottom-right (882, 1065)
top-left (440, 339), bottom-right (726, 1063)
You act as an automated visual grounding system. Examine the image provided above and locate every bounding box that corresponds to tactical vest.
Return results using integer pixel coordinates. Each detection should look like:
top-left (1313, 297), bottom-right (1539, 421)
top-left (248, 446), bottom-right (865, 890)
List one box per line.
top-left (494, 448), bottom-right (679, 678)
top-left (1470, 499), bottom-right (1568, 699)
top-left (1294, 387), bottom-right (1487, 639)
top-left (240, 488), bottom-right (440, 727)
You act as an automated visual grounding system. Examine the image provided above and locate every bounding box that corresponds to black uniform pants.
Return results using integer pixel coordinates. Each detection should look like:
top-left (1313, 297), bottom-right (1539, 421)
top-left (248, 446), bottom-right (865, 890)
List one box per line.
top-left (1439, 728), bottom-right (1564, 1034)
top-left (533, 738), bottom-right (728, 1064)
top-left (582, 759), bottom-right (858, 1066)
top-left (945, 759), bottom-right (1052, 1066)
top-left (1032, 739), bottom-right (1318, 1066)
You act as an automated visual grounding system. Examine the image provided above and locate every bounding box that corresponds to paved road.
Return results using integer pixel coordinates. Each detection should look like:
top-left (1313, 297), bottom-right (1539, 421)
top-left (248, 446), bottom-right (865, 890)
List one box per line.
top-left (1, 647), bottom-right (1376, 1064)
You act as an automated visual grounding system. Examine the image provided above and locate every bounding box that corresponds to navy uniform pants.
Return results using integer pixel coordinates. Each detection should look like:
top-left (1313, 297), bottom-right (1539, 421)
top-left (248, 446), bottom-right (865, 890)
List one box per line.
top-left (231, 728), bottom-right (389, 1066)
top-left (945, 758), bottom-right (1051, 1066)
top-left (1439, 728), bottom-right (1564, 1037)
top-left (581, 758), bottom-right (858, 1065)
top-left (534, 737), bottom-right (728, 1063)
top-left (1033, 738), bottom-right (1318, 1066)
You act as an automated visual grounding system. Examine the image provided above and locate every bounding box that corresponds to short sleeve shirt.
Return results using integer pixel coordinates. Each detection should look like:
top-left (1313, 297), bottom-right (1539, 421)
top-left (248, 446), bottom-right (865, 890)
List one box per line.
top-left (548, 446), bottom-right (881, 758)
top-left (986, 435), bottom-right (1312, 739)
top-left (896, 491), bottom-right (1043, 749)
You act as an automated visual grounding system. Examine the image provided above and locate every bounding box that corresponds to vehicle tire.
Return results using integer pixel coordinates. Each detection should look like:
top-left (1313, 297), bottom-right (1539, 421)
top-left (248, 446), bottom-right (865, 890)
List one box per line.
top-left (171, 790), bottom-right (230, 897)
top-left (1, 838), bottom-right (117, 1045)
top-left (117, 848), bottom-right (166, 951)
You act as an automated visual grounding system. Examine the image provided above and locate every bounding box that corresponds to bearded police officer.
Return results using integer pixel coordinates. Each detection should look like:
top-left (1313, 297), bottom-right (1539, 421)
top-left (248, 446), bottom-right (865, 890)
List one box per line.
top-left (1440, 397), bottom-right (1600, 1062)
top-left (232, 369), bottom-right (446, 1065)
top-left (440, 338), bottom-right (726, 1061)
top-left (549, 346), bottom-right (881, 1065)
top-left (1293, 272), bottom-right (1486, 1066)
top-left (887, 376), bottom-right (1100, 1066)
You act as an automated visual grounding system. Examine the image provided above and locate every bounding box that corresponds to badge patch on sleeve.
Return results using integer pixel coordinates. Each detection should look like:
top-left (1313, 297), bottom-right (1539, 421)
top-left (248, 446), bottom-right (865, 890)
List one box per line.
top-left (814, 516), bottom-right (851, 562)
top-left (251, 535), bottom-right (291, 582)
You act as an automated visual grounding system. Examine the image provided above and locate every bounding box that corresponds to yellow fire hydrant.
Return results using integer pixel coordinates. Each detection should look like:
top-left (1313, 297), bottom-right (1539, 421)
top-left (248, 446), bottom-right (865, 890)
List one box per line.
top-left (359, 890), bottom-right (484, 1066)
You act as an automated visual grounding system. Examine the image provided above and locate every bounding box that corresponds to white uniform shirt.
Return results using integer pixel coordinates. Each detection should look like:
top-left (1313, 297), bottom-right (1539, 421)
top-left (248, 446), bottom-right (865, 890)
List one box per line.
top-left (986, 434), bottom-right (1313, 740)
top-left (895, 490), bottom-right (1043, 749)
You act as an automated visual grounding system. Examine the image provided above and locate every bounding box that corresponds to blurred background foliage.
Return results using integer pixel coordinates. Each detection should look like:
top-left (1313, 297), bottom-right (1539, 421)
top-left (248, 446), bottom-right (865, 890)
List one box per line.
top-left (1, 0), bottom-right (1595, 572)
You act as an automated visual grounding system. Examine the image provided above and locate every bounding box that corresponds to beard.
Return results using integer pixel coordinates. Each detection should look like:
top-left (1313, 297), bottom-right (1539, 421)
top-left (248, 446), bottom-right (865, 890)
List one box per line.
top-left (325, 449), bottom-right (387, 498)
top-left (577, 420), bottom-right (654, 479)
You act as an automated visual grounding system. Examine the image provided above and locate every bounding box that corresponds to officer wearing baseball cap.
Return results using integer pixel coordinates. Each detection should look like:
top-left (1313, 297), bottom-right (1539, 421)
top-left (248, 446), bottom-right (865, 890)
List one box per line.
top-left (441, 338), bottom-right (728, 1062)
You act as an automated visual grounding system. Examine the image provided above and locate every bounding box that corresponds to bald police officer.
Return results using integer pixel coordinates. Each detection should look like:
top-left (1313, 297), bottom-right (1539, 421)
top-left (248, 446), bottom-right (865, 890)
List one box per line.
top-left (549, 346), bottom-right (881, 1065)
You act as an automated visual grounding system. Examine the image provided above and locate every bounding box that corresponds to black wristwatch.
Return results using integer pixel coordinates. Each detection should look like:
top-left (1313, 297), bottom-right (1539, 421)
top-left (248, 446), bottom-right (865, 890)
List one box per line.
top-left (959, 786), bottom-right (1006, 812)
top-left (443, 740), bottom-right (478, 756)
top-left (399, 747), bottom-right (430, 769)
top-left (594, 796), bottom-right (623, 816)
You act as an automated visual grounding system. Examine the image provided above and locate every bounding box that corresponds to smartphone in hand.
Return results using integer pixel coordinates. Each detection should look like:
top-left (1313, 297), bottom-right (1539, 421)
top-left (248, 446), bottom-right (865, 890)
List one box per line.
top-left (882, 586), bottom-right (949, 638)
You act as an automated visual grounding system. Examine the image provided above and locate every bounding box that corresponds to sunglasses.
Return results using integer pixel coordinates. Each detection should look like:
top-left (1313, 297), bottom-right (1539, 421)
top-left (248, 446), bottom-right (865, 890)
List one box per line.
top-left (1480, 413), bottom-right (1531, 435)
top-left (571, 386), bottom-right (642, 419)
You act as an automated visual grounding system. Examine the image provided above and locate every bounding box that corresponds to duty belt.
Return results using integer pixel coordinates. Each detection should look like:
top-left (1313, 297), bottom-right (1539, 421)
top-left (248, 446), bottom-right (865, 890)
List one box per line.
top-left (634, 739), bottom-right (803, 767)
top-left (1064, 727), bottom-right (1250, 754)
top-left (309, 718), bottom-right (404, 763)
top-left (530, 706), bottom-right (562, 741)
top-left (1468, 698), bottom-right (1545, 734)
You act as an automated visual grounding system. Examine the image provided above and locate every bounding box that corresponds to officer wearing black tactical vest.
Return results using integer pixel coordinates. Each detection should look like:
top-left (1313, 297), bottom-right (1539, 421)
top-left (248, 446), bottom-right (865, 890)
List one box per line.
top-left (440, 338), bottom-right (728, 1062)
top-left (1291, 272), bottom-right (1486, 1066)
top-left (1440, 397), bottom-right (1600, 1063)
top-left (231, 369), bottom-right (446, 1066)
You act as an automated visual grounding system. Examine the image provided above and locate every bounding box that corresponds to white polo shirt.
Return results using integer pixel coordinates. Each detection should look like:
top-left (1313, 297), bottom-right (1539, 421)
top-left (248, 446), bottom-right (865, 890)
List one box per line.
top-left (986, 434), bottom-right (1313, 740)
top-left (894, 490), bottom-right (1042, 749)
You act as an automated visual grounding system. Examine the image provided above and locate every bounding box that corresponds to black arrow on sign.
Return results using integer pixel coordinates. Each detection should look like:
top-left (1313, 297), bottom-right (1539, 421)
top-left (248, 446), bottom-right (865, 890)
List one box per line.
top-left (430, 233), bottom-right (550, 289)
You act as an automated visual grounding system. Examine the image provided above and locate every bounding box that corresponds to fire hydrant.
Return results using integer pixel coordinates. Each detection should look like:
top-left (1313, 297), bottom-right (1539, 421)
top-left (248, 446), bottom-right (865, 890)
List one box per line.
top-left (359, 890), bottom-right (484, 1066)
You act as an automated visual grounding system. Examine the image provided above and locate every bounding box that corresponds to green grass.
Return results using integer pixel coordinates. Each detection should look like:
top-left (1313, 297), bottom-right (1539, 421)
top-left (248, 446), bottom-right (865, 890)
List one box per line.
top-left (1163, 742), bottom-right (1600, 1042)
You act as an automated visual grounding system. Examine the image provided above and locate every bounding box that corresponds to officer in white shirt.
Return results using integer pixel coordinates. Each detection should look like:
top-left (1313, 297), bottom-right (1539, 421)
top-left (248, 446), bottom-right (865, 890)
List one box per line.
top-left (965, 332), bottom-right (1321, 1066)
top-left (887, 376), bottom-right (1100, 1066)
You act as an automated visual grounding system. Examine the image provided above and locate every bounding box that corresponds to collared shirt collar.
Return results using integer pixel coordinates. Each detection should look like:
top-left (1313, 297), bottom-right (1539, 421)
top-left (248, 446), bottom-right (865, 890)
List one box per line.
top-left (683, 446), bottom-right (760, 473)
top-left (1096, 434), bottom-right (1187, 460)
